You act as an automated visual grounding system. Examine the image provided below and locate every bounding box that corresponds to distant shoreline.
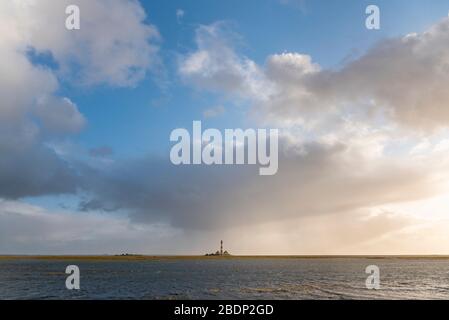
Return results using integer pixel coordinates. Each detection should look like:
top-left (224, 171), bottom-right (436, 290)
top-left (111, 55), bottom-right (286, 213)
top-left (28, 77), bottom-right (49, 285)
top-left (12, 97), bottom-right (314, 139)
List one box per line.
top-left (2, 255), bottom-right (449, 261)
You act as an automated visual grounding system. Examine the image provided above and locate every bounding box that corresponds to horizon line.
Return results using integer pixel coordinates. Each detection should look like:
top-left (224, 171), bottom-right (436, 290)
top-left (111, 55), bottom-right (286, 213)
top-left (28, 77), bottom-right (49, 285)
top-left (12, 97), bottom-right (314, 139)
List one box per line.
top-left (3, 254), bottom-right (449, 259)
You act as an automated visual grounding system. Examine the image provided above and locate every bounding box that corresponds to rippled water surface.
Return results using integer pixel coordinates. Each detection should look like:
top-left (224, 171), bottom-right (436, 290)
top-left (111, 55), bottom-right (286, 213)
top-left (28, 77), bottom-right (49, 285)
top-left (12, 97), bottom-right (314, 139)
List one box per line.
top-left (1, 258), bottom-right (449, 299)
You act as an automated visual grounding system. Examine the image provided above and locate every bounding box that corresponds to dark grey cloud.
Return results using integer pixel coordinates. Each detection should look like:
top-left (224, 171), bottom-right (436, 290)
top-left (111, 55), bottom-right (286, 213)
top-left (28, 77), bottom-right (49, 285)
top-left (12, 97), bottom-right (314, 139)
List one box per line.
top-left (77, 140), bottom-right (438, 230)
top-left (0, 142), bottom-right (79, 199)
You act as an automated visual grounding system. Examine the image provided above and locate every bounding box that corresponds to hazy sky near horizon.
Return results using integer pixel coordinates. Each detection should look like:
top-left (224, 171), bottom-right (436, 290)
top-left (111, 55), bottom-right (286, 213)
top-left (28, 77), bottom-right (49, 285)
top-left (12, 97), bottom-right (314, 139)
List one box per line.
top-left (2, 0), bottom-right (449, 255)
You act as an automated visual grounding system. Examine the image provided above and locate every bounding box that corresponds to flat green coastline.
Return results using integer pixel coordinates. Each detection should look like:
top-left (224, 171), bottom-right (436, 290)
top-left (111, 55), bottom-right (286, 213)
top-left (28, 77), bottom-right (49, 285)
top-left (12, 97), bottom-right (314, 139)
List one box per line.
top-left (1, 255), bottom-right (449, 261)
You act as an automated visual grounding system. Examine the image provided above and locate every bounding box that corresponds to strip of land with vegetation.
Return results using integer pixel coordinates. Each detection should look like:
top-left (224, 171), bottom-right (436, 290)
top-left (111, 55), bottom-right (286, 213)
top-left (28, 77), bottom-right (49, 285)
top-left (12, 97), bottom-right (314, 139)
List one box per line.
top-left (1, 255), bottom-right (449, 261)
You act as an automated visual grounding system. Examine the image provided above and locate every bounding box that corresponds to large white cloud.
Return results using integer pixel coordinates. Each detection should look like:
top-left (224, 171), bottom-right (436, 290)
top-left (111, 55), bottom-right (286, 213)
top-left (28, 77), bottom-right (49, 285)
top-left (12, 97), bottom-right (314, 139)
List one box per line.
top-left (2, 0), bottom-right (160, 87)
top-left (179, 22), bottom-right (272, 100)
top-left (0, 0), bottom-right (160, 140)
top-left (260, 20), bottom-right (449, 130)
top-left (180, 18), bottom-right (449, 131)
top-left (0, 0), bottom-right (159, 199)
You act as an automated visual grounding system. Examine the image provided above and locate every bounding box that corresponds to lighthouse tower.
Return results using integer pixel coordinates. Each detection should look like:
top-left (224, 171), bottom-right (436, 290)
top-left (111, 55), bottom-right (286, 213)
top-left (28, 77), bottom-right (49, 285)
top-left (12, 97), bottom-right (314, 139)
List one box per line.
top-left (220, 240), bottom-right (223, 256)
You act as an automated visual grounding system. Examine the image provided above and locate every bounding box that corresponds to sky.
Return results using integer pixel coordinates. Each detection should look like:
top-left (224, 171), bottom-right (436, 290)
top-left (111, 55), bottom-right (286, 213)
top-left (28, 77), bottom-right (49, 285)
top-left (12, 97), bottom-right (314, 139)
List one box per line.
top-left (2, 0), bottom-right (449, 255)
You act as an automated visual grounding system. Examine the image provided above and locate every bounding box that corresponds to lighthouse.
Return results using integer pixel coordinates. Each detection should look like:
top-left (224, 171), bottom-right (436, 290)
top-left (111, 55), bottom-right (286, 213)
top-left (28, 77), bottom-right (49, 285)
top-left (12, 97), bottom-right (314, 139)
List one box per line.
top-left (205, 240), bottom-right (230, 256)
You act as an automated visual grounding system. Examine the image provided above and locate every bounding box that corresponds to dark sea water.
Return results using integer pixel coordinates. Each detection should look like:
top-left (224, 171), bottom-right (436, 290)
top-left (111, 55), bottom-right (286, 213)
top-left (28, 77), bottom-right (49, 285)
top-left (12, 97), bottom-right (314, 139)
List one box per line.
top-left (1, 258), bottom-right (449, 300)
